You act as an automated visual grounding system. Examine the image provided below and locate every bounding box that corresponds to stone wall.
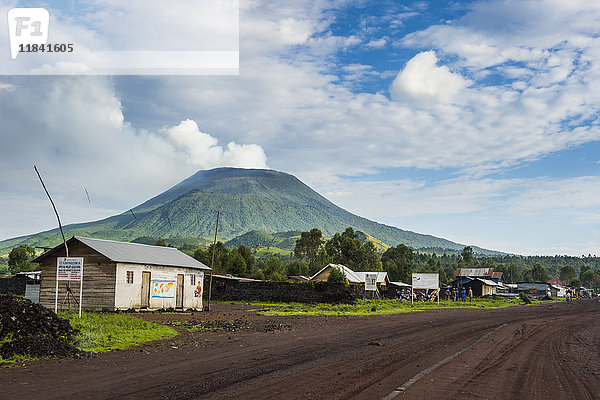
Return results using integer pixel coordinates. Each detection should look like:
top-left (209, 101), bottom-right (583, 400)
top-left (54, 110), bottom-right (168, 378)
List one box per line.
top-left (205, 277), bottom-right (355, 304)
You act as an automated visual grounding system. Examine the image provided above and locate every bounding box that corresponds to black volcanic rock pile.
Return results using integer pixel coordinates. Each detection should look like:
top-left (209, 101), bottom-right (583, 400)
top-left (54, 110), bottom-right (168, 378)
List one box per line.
top-left (0, 295), bottom-right (85, 359)
top-left (208, 279), bottom-right (355, 304)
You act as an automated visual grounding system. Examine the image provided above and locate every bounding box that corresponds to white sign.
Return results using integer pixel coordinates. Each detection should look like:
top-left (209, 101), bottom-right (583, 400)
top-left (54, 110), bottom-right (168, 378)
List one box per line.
top-left (411, 273), bottom-right (439, 289)
top-left (365, 273), bottom-right (377, 291)
top-left (57, 257), bottom-right (83, 281)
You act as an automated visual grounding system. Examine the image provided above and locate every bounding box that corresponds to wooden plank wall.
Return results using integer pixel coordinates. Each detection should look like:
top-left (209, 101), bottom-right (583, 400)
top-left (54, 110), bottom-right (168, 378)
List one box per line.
top-left (39, 240), bottom-right (117, 310)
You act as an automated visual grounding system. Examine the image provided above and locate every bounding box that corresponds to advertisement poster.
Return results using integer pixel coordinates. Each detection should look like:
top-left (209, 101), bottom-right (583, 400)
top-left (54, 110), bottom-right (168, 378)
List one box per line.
top-left (152, 280), bottom-right (176, 298)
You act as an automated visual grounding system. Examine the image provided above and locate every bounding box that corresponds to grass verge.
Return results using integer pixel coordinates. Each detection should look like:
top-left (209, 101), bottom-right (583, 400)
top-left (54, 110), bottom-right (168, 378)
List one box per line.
top-left (59, 311), bottom-right (177, 353)
top-left (249, 297), bottom-right (562, 316)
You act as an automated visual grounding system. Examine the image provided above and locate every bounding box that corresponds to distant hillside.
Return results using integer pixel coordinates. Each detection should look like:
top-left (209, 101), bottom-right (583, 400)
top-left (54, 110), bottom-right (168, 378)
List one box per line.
top-left (224, 230), bottom-right (301, 251)
top-left (0, 167), bottom-right (501, 255)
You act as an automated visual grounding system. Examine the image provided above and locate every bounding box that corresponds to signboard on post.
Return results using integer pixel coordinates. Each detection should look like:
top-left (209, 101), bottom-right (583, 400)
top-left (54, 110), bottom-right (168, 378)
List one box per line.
top-left (55, 257), bottom-right (84, 317)
top-left (365, 273), bottom-right (377, 291)
top-left (411, 273), bottom-right (439, 289)
top-left (57, 257), bottom-right (83, 281)
top-left (411, 273), bottom-right (440, 305)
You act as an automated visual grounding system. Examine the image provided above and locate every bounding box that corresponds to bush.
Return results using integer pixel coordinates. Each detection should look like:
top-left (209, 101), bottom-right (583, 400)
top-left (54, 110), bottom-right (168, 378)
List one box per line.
top-left (519, 292), bottom-right (532, 304)
top-left (327, 267), bottom-right (346, 284)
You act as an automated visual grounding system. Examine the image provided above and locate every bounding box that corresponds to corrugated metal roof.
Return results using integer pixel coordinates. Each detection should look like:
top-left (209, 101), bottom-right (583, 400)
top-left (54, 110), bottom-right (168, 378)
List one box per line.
top-left (456, 268), bottom-right (494, 277)
top-left (390, 281), bottom-right (411, 287)
top-left (475, 278), bottom-right (500, 286)
top-left (35, 236), bottom-right (210, 270)
top-left (309, 264), bottom-right (387, 284)
top-left (354, 271), bottom-right (388, 284)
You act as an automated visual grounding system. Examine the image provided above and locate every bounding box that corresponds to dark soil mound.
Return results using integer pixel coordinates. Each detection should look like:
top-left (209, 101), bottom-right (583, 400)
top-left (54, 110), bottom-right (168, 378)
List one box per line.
top-left (0, 295), bottom-right (78, 341)
top-left (0, 335), bottom-right (86, 359)
top-left (0, 295), bottom-right (84, 360)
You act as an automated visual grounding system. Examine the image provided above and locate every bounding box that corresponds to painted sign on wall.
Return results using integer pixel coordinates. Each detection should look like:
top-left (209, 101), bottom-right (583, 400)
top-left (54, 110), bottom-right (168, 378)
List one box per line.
top-left (152, 280), bottom-right (175, 298)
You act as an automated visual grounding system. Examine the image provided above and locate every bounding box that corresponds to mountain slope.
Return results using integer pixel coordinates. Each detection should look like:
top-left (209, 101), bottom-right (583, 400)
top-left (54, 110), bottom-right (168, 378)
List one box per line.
top-left (0, 167), bottom-right (500, 255)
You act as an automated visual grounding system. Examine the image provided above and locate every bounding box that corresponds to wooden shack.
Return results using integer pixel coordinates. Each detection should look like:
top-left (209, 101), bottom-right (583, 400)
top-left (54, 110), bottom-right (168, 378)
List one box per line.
top-left (34, 236), bottom-right (210, 311)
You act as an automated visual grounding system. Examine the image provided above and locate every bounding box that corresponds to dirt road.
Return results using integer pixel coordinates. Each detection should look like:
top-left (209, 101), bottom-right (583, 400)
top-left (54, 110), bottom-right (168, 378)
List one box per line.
top-left (2, 300), bottom-right (599, 400)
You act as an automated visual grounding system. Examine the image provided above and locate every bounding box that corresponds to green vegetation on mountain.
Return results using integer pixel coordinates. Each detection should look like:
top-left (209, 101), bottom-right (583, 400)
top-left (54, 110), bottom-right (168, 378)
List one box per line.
top-left (0, 167), bottom-right (497, 255)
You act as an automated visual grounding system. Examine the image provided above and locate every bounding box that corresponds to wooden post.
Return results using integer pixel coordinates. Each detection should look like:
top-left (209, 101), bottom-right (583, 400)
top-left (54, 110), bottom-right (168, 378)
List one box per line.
top-left (35, 165), bottom-right (70, 315)
top-left (34, 166), bottom-right (68, 256)
top-left (207, 211), bottom-right (219, 311)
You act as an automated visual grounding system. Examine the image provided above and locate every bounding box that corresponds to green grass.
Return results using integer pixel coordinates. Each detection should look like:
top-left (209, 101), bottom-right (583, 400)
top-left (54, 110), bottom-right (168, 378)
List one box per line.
top-left (253, 246), bottom-right (292, 257)
top-left (60, 311), bottom-right (177, 352)
top-left (250, 297), bottom-right (562, 316)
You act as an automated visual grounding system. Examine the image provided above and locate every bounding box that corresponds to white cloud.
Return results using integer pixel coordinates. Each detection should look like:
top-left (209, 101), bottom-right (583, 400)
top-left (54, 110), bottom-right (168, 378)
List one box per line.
top-left (390, 51), bottom-right (472, 104)
top-left (4, 0), bottom-right (600, 255)
top-left (161, 119), bottom-right (267, 169)
top-left (0, 76), bottom-right (267, 240)
top-left (365, 37), bottom-right (388, 48)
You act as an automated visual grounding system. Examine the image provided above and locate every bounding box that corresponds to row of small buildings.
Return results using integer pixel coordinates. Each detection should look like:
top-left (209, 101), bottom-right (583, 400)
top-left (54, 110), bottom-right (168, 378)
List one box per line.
top-left (5, 236), bottom-right (573, 311)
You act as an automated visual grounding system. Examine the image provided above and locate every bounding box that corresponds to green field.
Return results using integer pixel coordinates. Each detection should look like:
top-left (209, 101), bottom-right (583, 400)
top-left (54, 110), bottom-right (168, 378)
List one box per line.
top-left (244, 297), bottom-right (562, 316)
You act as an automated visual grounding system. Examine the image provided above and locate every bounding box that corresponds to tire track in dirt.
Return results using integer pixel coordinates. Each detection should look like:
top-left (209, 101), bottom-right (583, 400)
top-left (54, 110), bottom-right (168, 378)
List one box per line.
top-left (398, 300), bottom-right (600, 400)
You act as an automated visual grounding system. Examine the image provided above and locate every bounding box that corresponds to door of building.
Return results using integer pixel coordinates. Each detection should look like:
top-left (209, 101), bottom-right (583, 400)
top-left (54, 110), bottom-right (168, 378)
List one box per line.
top-left (141, 271), bottom-right (151, 308)
top-left (176, 274), bottom-right (184, 308)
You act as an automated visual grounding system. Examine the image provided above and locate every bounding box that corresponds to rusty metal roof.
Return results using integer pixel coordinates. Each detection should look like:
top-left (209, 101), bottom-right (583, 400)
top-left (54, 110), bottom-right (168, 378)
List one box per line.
top-left (455, 268), bottom-right (494, 277)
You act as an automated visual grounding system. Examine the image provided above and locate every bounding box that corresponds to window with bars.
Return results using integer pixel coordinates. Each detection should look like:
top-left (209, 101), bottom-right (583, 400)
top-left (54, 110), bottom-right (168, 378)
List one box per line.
top-left (190, 274), bottom-right (196, 285)
top-left (126, 271), bottom-right (134, 284)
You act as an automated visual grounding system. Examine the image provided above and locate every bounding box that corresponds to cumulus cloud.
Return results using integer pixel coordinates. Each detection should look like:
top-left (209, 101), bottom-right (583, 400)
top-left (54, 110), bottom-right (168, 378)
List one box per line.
top-left (390, 51), bottom-right (472, 104)
top-left (161, 119), bottom-right (267, 169)
top-left (0, 76), bottom-right (267, 239)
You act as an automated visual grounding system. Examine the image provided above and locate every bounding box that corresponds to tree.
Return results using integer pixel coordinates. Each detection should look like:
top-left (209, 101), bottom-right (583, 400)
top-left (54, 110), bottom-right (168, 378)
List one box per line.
top-left (294, 228), bottom-right (325, 271)
top-left (530, 262), bottom-right (548, 282)
top-left (325, 228), bottom-right (381, 271)
top-left (237, 245), bottom-right (255, 271)
top-left (262, 258), bottom-right (285, 281)
top-left (327, 267), bottom-right (346, 283)
top-left (381, 244), bottom-right (413, 282)
top-left (559, 265), bottom-right (577, 285)
top-left (287, 259), bottom-right (309, 277)
top-left (580, 265), bottom-right (591, 280)
top-left (461, 246), bottom-right (474, 266)
top-left (193, 242), bottom-right (230, 272)
top-left (591, 272), bottom-right (600, 290)
top-left (580, 269), bottom-right (594, 287)
top-left (8, 245), bottom-right (36, 274)
top-left (505, 263), bottom-right (523, 284)
top-left (226, 252), bottom-right (247, 276)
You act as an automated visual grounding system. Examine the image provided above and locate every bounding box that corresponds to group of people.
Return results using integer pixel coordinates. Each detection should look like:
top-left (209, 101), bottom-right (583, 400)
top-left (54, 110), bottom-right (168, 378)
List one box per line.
top-left (565, 288), bottom-right (595, 302)
top-left (445, 286), bottom-right (473, 302)
top-left (395, 288), bottom-right (437, 301)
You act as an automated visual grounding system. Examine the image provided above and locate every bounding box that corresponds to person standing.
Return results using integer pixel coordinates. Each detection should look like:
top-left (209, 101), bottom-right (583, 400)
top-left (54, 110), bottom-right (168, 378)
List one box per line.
top-left (461, 287), bottom-right (466, 302)
top-left (468, 287), bottom-right (473, 302)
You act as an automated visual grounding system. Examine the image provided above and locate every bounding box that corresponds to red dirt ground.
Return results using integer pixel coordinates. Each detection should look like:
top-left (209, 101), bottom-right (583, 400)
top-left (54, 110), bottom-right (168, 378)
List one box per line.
top-left (1, 300), bottom-right (599, 400)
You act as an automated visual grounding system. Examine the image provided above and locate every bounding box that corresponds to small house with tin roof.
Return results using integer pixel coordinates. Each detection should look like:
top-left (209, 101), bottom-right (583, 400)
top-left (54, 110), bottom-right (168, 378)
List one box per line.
top-left (310, 264), bottom-right (390, 291)
top-left (34, 236), bottom-right (210, 311)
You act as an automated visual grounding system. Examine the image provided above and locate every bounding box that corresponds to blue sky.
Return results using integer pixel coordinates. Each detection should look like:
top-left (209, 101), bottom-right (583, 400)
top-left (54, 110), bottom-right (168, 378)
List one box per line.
top-left (1, 0), bottom-right (600, 255)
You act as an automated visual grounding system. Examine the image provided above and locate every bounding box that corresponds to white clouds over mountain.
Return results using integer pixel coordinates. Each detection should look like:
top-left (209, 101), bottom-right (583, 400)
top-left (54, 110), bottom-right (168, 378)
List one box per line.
top-left (2, 0), bottom-right (600, 254)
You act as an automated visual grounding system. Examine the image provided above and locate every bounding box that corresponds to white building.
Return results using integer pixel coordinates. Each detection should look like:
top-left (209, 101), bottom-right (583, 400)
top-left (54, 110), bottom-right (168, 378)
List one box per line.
top-left (34, 236), bottom-right (210, 311)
